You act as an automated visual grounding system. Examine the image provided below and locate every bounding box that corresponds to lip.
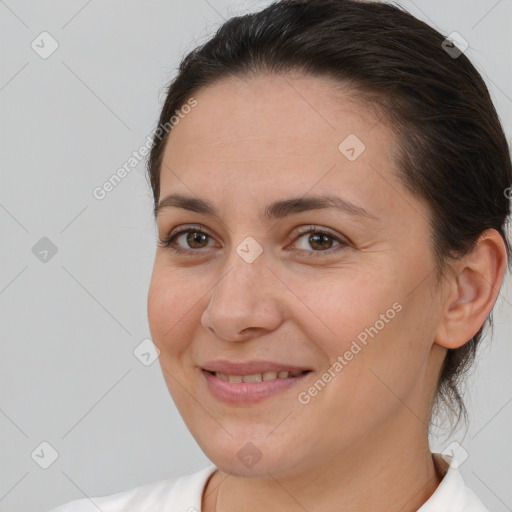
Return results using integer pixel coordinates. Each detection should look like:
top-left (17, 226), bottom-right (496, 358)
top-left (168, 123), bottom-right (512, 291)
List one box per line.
top-left (201, 359), bottom-right (312, 375)
top-left (202, 369), bottom-right (311, 405)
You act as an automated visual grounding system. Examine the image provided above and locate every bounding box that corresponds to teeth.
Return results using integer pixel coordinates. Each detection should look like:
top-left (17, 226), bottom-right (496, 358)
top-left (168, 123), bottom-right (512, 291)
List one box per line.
top-left (214, 370), bottom-right (305, 382)
top-left (242, 373), bottom-right (262, 383)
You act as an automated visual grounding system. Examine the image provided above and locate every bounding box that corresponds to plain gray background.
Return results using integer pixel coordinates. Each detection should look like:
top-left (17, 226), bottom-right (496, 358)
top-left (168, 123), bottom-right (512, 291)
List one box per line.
top-left (1, 1), bottom-right (511, 511)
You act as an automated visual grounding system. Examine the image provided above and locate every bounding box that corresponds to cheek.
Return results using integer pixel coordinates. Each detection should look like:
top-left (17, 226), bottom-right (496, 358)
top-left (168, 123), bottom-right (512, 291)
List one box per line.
top-left (294, 268), bottom-right (400, 355)
top-left (147, 266), bottom-right (203, 353)
top-left (297, 268), bottom-right (431, 401)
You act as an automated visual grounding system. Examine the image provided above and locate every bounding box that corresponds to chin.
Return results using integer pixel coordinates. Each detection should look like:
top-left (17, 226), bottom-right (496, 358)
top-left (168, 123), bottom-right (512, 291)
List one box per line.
top-left (210, 453), bottom-right (288, 478)
top-left (197, 431), bottom-right (303, 478)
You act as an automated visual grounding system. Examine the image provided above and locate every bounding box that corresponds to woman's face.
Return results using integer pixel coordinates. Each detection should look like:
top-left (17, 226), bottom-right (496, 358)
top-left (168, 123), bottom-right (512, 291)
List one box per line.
top-left (147, 73), bottom-right (447, 477)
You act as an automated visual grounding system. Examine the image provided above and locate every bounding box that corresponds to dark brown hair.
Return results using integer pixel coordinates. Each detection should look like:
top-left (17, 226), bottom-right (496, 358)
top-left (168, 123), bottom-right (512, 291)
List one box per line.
top-left (146, 0), bottom-right (512, 426)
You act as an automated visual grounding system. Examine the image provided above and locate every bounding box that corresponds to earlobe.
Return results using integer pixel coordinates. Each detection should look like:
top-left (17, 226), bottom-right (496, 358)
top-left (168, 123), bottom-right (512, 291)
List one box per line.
top-left (434, 229), bottom-right (508, 350)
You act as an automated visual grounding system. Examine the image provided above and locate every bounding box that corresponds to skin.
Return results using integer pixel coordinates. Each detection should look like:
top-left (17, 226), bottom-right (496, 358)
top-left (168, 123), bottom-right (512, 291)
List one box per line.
top-left (147, 72), bottom-right (508, 512)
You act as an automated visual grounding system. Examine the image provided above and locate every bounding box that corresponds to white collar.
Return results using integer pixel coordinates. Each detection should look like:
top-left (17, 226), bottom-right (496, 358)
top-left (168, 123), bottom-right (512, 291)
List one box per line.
top-left (157, 454), bottom-right (487, 512)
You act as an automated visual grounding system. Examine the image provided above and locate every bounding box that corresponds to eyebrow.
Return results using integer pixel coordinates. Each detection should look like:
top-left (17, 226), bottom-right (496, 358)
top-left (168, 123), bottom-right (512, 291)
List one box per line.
top-left (155, 193), bottom-right (377, 221)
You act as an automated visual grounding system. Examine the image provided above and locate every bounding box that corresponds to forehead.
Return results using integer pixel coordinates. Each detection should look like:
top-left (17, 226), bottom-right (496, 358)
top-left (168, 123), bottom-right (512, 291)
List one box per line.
top-left (165, 72), bottom-right (382, 163)
top-left (158, 72), bottom-right (429, 226)
top-left (163, 73), bottom-right (390, 181)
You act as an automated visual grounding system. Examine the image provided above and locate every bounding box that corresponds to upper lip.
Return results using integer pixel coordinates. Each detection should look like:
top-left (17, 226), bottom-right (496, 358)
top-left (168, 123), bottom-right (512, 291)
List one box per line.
top-left (201, 359), bottom-right (312, 376)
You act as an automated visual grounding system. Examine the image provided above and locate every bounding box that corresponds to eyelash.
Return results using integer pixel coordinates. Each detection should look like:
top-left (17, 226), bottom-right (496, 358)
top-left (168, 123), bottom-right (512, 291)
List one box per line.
top-left (158, 224), bottom-right (349, 258)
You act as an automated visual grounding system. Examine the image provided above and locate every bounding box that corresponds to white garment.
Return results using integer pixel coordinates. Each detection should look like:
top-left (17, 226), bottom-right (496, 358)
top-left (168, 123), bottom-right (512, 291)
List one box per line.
top-left (47, 456), bottom-right (488, 512)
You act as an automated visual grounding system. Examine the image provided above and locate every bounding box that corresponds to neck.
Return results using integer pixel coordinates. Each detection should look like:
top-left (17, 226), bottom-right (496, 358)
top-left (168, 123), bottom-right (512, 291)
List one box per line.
top-left (202, 421), bottom-right (442, 512)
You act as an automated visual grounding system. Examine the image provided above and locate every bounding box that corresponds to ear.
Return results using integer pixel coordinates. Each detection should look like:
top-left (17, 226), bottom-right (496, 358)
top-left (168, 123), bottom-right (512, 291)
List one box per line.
top-left (434, 228), bottom-right (508, 349)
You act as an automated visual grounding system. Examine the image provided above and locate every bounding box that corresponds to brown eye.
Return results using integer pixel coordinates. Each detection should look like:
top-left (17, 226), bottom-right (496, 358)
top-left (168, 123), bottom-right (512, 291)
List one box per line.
top-left (308, 233), bottom-right (334, 251)
top-left (159, 225), bottom-right (216, 252)
top-left (294, 226), bottom-right (350, 257)
top-left (185, 231), bottom-right (210, 248)
top-left (294, 229), bottom-right (342, 252)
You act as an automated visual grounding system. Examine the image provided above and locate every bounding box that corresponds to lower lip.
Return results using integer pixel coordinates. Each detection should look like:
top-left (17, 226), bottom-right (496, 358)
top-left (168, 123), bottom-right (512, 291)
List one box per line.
top-left (202, 369), bottom-right (311, 405)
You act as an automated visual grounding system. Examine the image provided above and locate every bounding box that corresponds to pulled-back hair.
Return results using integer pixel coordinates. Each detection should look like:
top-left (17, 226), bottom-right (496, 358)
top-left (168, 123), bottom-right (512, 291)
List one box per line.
top-left (146, 0), bottom-right (512, 427)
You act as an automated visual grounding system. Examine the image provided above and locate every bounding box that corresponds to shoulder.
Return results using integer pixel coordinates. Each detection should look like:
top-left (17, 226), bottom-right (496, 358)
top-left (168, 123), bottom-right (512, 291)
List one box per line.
top-left (46, 465), bottom-right (217, 512)
top-left (419, 454), bottom-right (488, 512)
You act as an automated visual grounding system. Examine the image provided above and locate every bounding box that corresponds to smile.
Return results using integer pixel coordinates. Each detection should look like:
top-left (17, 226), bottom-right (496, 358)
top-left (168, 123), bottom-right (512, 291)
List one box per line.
top-left (212, 370), bottom-right (306, 382)
top-left (201, 368), bottom-right (312, 405)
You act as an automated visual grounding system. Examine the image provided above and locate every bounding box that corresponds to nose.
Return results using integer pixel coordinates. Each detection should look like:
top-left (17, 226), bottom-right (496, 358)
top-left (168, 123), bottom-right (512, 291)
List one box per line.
top-left (201, 249), bottom-right (284, 341)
